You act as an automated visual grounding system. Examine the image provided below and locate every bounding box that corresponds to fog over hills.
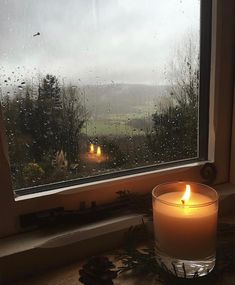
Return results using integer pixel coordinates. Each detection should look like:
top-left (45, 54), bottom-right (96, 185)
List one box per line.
top-left (81, 84), bottom-right (170, 117)
top-left (0, 82), bottom-right (170, 119)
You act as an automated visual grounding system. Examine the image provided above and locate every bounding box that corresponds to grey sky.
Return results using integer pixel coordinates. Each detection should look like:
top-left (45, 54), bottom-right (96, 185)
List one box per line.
top-left (0, 0), bottom-right (199, 85)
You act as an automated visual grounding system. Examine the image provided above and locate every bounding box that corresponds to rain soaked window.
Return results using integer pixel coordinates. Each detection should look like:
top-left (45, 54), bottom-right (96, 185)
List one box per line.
top-left (0, 0), bottom-right (203, 194)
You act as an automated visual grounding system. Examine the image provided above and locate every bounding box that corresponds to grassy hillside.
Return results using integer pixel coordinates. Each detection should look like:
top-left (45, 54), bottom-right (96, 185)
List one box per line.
top-left (81, 83), bottom-right (166, 136)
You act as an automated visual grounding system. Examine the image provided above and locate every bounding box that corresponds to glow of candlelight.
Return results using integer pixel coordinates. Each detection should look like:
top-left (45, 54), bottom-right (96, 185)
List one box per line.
top-left (97, 146), bottom-right (101, 157)
top-left (90, 144), bottom-right (94, 154)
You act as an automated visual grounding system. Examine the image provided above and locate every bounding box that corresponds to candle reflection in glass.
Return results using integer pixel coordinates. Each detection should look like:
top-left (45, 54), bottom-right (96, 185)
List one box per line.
top-left (97, 146), bottom-right (101, 157)
top-left (84, 144), bottom-right (107, 163)
top-left (90, 143), bottom-right (95, 154)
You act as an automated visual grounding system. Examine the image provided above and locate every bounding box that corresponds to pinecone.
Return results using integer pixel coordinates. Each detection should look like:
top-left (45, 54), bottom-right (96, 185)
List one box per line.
top-left (79, 256), bottom-right (118, 285)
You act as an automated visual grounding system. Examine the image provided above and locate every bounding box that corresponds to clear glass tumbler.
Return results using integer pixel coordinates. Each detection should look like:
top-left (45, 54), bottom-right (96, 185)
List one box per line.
top-left (152, 181), bottom-right (218, 278)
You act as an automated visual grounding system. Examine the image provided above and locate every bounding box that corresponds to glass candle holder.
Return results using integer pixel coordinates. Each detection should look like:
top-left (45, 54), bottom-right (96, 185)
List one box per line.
top-left (152, 181), bottom-right (218, 278)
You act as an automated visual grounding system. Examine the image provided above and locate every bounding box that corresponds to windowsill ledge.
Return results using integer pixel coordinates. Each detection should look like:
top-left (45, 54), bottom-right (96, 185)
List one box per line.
top-left (0, 213), bottom-right (143, 283)
top-left (0, 213), bottom-right (143, 258)
top-left (1, 182), bottom-right (235, 283)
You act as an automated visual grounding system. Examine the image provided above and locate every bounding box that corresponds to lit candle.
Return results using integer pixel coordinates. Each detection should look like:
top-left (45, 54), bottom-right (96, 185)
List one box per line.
top-left (152, 182), bottom-right (218, 264)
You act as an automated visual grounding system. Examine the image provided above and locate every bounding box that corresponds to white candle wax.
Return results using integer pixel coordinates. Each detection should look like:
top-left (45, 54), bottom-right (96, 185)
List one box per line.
top-left (153, 191), bottom-right (218, 260)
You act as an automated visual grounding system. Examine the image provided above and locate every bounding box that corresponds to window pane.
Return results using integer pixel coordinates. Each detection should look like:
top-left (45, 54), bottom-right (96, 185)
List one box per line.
top-left (0, 0), bottom-right (201, 193)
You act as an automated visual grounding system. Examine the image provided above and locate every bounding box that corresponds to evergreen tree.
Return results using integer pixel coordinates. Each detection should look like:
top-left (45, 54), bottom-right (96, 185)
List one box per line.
top-left (32, 74), bottom-right (63, 161)
top-left (2, 75), bottom-right (88, 188)
top-left (18, 86), bottom-right (34, 134)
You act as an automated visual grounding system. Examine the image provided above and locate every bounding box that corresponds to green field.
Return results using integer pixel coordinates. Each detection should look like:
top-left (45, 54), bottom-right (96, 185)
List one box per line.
top-left (81, 119), bottom-right (145, 136)
top-left (103, 108), bottom-right (153, 121)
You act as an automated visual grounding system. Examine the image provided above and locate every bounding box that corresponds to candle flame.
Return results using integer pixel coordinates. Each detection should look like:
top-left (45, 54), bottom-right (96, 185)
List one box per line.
top-left (97, 146), bottom-right (101, 157)
top-left (90, 144), bottom-right (94, 154)
top-left (181, 184), bottom-right (191, 205)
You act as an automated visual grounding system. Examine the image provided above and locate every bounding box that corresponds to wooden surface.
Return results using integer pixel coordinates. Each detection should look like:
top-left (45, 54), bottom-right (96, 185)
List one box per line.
top-left (8, 259), bottom-right (235, 285)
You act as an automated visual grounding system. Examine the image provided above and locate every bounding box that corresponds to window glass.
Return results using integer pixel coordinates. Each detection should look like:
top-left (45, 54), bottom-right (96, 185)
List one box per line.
top-left (0, 0), bottom-right (200, 192)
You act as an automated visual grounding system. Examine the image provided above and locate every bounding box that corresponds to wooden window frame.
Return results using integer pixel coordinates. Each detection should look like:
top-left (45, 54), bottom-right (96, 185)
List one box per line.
top-left (0, 0), bottom-right (234, 238)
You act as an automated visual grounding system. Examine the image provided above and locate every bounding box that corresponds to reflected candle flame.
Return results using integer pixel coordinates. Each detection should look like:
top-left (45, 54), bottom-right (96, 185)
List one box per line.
top-left (97, 146), bottom-right (101, 157)
top-left (90, 144), bottom-right (94, 154)
top-left (181, 184), bottom-right (191, 205)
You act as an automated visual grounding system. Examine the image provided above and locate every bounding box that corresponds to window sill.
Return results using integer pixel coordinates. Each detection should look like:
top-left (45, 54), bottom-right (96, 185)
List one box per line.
top-left (0, 214), bottom-right (143, 259)
top-left (0, 214), bottom-right (143, 283)
top-left (1, 182), bottom-right (235, 283)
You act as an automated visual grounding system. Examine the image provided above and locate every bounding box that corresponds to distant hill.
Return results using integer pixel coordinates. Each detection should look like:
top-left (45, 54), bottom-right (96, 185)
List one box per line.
top-left (80, 84), bottom-right (170, 118)
top-left (0, 82), bottom-right (170, 118)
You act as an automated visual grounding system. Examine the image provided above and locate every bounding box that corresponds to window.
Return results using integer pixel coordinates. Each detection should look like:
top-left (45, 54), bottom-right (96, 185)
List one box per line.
top-left (1, 0), bottom-right (234, 238)
top-left (0, 0), bottom-right (208, 196)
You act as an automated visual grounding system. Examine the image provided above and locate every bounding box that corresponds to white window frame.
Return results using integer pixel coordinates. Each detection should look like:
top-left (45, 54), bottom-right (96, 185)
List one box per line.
top-left (0, 0), bottom-right (234, 238)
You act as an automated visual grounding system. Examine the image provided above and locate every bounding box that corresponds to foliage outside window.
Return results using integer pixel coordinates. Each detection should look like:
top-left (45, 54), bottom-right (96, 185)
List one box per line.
top-left (0, 0), bottom-right (200, 192)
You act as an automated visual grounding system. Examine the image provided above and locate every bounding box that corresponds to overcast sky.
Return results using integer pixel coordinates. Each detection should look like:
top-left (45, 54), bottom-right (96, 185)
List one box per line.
top-left (0, 0), bottom-right (199, 86)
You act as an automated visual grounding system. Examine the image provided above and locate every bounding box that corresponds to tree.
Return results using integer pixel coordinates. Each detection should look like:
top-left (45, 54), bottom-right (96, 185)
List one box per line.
top-left (2, 75), bottom-right (88, 188)
top-left (59, 85), bottom-right (87, 166)
top-left (18, 86), bottom-right (34, 134)
top-left (32, 74), bottom-right (63, 161)
top-left (30, 75), bottom-right (87, 167)
top-left (148, 35), bottom-right (199, 162)
top-left (2, 87), bottom-right (36, 188)
top-left (2, 88), bottom-right (34, 163)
